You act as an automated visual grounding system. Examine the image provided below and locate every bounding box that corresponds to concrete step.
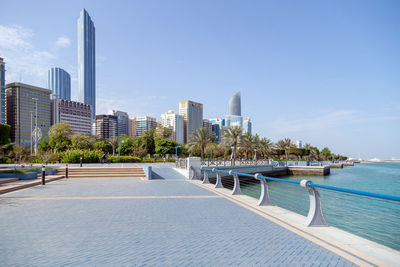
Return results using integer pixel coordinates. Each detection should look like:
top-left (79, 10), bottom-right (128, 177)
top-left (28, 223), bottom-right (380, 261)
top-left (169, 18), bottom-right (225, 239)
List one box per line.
top-left (67, 174), bottom-right (144, 178)
top-left (0, 178), bottom-right (19, 185)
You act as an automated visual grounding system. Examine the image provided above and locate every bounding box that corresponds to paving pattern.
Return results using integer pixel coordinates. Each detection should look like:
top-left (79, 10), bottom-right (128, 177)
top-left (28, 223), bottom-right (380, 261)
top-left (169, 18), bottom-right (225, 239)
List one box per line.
top-left (0, 168), bottom-right (357, 266)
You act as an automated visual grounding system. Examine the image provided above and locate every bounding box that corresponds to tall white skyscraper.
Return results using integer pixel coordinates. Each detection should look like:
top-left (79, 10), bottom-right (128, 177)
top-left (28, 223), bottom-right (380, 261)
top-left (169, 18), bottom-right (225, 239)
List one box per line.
top-left (161, 110), bottom-right (184, 144)
top-left (78, 9), bottom-right (96, 119)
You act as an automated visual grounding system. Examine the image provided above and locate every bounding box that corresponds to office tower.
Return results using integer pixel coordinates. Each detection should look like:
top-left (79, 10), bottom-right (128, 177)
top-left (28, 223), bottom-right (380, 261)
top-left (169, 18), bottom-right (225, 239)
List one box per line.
top-left (226, 92), bottom-right (243, 128)
top-left (179, 100), bottom-right (203, 143)
top-left (209, 118), bottom-right (226, 142)
top-left (5, 83), bottom-right (51, 146)
top-left (51, 98), bottom-right (92, 134)
top-left (243, 117), bottom-right (252, 135)
top-left (0, 58), bottom-right (5, 123)
top-left (109, 110), bottom-right (129, 136)
top-left (161, 110), bottom-right (184, 144)
top-left (211, 124), bottom-right (221, 143)
top-left (78, 9), bottom-right (96, 119)
top-left (135, 116), bottom-right (157, 137)
top-left (129, 118), bottom-right (136, 137)
top-left (209, 118), bottom-right (225, 127)
top-left (47, 67), bottom-right (71, 100)
top-left (296, 140), bottom-right (303, 149)
top-left (95, 115), bottom-right (118, 139)
top-left (202, 119), bottom-right (212, 137)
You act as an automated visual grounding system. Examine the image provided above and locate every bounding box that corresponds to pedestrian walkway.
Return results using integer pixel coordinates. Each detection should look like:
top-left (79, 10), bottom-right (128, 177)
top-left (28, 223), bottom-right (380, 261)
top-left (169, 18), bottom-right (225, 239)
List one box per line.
top-left (0, 175), bottom-right (64, 195)
top-left (0, 175), bottom-right (376, 266)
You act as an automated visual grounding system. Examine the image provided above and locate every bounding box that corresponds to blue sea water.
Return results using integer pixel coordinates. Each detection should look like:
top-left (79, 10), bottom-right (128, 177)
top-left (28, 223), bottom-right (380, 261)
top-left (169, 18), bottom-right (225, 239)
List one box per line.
top-left (237, 163), bottom-right (400, 250)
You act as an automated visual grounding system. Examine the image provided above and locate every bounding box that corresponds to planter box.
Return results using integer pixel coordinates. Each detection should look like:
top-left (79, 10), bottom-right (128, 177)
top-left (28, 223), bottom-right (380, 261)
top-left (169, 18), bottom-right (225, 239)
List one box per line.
top-left (0, 172), bottom-right (38, 180)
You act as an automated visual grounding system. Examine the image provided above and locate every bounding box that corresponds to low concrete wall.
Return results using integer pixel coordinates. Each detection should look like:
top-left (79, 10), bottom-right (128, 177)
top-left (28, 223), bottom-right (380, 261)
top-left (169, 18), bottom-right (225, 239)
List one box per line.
top-left (206, 165), bottom-right (274, 178)
top-left (330, 163), bottom-right (343, 168)
top-left (343, 162), bottom-right (354, 166)
top-left (288, 166), bottom-right (330, 176)
top-left (142, 166), bottom-right (152, 180)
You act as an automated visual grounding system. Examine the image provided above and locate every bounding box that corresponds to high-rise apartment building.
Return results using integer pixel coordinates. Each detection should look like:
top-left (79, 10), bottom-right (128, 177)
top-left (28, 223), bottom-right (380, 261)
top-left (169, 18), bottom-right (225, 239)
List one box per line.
top-left (129, 118), bottom-right (136, 137)
top-left (161, 110), bottom-right (184, 144)
top-left (78, 9), bottom-right (96, 119)
top-left (179, 100), bottom-right (203, 143)
top-left (202, 119), bottom-right (213, 137)
top-left (135, 116), bottom-right (157, 137)
top-left (243, 117), bottom-right (252, 135)
top-left (51, 98), bottom-right (92, 134)
top-left (95, 115), bottom-right (117, 139)
top-left (211, 124), bottom-right (221, 143)
top-left (5, 83), bottom-right (51, 146)
top-left (47, 67), bottom-right (71, 100)
top-left (109, 110), bottom-right (129, 136)
top-left (296, 140), bottom-right (303, 149)
top-left (0, 58), bottom-right (5, 123)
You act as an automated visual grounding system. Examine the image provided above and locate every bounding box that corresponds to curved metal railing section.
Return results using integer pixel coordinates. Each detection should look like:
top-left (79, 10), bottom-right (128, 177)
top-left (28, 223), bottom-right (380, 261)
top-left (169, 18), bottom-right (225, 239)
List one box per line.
top-left (190, 166), bottom-right (400, 250)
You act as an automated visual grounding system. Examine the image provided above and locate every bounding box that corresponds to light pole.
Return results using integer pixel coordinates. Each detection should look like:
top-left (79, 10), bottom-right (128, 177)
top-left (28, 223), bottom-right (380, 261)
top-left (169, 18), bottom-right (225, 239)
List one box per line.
top-left (175, 145), bottom-right (181, 159)
top-left (210, 148), bottom-right (213, 162)
top-left (118, 137), bottom-right (125, 163)
top-left (231, 145), bottom-right (235, 166)
top-left (254, 147), bottom-right (257, 165)
top-left (32, 98), bottom-right (39, 156)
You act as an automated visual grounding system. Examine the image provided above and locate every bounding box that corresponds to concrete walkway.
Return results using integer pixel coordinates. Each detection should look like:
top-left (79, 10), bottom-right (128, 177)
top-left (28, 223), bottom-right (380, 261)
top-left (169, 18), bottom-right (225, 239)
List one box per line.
top-left (0, 169), bottom-right (374, 266)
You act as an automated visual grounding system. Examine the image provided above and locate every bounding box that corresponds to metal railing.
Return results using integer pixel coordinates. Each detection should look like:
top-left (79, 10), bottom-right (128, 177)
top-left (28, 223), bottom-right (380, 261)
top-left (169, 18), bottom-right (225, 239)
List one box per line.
top-left (189, 166), bottom-right (400, 249)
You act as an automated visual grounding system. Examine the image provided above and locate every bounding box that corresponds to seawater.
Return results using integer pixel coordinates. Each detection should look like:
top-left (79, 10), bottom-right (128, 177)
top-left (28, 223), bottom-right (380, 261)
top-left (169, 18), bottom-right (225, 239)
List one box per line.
top-left (236, 163), bottom-right (400, 250)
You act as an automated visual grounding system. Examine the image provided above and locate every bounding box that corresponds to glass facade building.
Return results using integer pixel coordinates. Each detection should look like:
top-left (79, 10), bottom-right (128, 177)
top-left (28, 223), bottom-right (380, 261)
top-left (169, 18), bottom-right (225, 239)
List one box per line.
top-left (243, 117), bottom-right (252, 135)
top-left (5, 83), bottom-right (51, 147)
top-left (78, 9), bottom-right (96, 119)
top-left (0, 58), bottom-right (5, 123)
top-left (109, 110), bottom-right (130, 136)
top-left (135, 116), bottom-right (157, 137)
top-left (95, 115), bottom-right (118, 139)
top-left (48, 67), bottom-right (71, 100)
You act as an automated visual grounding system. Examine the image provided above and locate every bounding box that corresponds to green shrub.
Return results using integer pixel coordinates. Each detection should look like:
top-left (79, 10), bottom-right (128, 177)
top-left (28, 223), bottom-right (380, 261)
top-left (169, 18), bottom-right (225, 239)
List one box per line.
top-left (59, 150), bottom-right (102, 163)
top-left (166, 158), bottom-right (176, 162)
top-left (108, 155), bottom-right (142, 163)
top-left (141, 158), bottom-right (164, 163)
top-left (0, 155), bottom-right (9, 163)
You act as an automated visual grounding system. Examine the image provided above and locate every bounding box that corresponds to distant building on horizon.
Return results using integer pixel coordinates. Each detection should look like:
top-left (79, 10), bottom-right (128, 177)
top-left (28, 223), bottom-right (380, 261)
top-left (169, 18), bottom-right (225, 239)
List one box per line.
top-left (52, 98), bottom-right (92, 134)
top-left (135, 116), bottom-right (157, 137)
top-left (129, 117), bottom-right (136, 137)
top-left (209, 118), bottom-right (226, 143)
top-left (5, 82), bottom-right (51, 147)
top-left (226, 92), bottom-right (243, 128)
top-left (161, 110), bottom-right (184, 144)
top-left (108, 110), bottom-right (129, 136)
top-left (47, 67), bottom-right (71, 100)
top-left (179, 100), bottom-right (203, 143)
top-left (0, 57), bottom-right (5, 123)
top-left (296, 140), bottom-right (303, 149)
top-left (78, 8), bottom-right (96, 120)
top-left (95, 114), bottom-right (117, 139)
top-left (202, 119), bottom-right (213, 137)
top-left (243, 117), bottom-right (252, 135)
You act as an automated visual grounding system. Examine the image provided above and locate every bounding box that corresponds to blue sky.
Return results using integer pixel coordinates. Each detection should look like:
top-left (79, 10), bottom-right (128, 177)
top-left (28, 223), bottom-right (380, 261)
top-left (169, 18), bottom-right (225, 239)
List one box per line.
top-left (1, 0), bottom-right (399, 159)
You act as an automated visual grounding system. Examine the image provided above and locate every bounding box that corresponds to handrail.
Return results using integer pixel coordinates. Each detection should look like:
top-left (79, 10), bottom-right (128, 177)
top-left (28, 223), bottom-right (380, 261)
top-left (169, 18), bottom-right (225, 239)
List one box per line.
top-left (193, 166), bottom-right (400, 202)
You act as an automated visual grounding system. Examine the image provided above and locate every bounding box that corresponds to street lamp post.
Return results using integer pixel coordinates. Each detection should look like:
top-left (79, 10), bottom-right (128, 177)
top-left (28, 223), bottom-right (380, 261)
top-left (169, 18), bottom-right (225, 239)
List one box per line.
top-left (254, 148), bottom-right (257, 165)
top-left (175, 145), bottom-right (181, 159)
top-left (30, 111), bottom-right (33, 155)
top-left (231, 145), bottom-right (235, 166)
top-left (118, 137), bottom-right (125, 163)
top-left (32, 98), bottom-right (39, 156)
top-left (210, 148), bottom-right (213, 162)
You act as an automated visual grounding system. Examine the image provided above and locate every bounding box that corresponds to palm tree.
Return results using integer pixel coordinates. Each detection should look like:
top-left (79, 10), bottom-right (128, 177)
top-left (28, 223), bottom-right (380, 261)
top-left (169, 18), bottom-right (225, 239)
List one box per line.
top-left (223, 126), bottom-right (243, 164)
top-left (275, 138), bottom-right (295, 160)
top-left (239, 132), bottom-right (255, 159)
top-left (259, 137), bottom-right (273, 159)
top-left (108, 136), bottom-right (119, 156)
top-left (186, 127), bottom-right (214, 159)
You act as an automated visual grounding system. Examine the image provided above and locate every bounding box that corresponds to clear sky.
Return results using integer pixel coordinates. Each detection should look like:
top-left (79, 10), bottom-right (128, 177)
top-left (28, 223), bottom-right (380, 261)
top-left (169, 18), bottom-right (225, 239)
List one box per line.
top-left (1, 0), bottom-right (399, 159)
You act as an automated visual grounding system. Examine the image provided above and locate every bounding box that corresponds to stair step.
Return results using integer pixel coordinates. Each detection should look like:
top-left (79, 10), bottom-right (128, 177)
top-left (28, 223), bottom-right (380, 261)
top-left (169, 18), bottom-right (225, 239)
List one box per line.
top-left (0, 178), bottom-right (19, 185)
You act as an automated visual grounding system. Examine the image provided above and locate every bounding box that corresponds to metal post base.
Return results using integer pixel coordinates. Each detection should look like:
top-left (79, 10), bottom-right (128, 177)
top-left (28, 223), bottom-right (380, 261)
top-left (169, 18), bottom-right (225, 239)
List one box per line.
top-left (214, 170), bottom-right (223, 188)
top-left (255, 173), bottom-right (273, 206)
top-left (300, 180), bottom-right (328, 227)
top-left (230, 170), bottom-right (242, 195)
top-left (202, 170), bottom-right (210, 184)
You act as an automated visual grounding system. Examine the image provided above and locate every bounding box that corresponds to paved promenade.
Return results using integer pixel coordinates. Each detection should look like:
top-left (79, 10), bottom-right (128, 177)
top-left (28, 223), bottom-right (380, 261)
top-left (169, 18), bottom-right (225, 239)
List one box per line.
top-left (0, 168), bottom-right (368, 266)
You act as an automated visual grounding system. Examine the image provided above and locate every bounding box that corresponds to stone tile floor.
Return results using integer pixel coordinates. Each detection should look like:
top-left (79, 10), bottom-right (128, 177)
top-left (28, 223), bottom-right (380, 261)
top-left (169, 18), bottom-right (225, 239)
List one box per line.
top-left (0, 175), bottom-right (356, 266)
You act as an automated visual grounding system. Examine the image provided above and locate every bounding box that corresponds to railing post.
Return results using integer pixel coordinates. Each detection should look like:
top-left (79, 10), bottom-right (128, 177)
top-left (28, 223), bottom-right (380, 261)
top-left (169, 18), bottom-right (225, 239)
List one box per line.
top-left (213, 168), bottom-right (223, 188)
top-left (229, 170), bottom-right (242, 195)
top-left (202, 168), bottom-right (210, 184)
top-left (65, 164), bottom-right (68, 179)
top-left (300, 180), bottom-right (328, 227)
top-left (254, 173), bottom-right (273, 206)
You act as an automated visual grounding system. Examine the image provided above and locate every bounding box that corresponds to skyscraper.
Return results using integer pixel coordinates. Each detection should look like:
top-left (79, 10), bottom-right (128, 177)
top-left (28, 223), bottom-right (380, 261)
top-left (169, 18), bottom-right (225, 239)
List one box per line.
top-left (179, 100), bottom-right (203, 143)
top-left (0, 58), bottom-right (5, 123)
top-left (243, 117), bottom-right (252, 135)
top-left (95, 115), bottom-right (118, 139)
top-left (48, 67), bottom-right (71, 100)
top-left (108, 110), bottom-right (129, 136)
top-left (78, 9), bottom-right (96, 119)
top-left (161, 110), bottom-right (184, 144)
top-left (52, 98), bottom-right (92, 134)
top-left (135, 116), bottom-right (157, 136)
top-left (226, 92), bottom-right (243, 128)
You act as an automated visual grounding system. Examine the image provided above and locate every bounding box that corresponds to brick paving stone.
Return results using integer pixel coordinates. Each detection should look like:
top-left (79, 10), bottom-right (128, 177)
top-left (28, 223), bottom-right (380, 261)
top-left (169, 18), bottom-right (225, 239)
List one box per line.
top-left (0, 177), bottom-right (357, 266)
